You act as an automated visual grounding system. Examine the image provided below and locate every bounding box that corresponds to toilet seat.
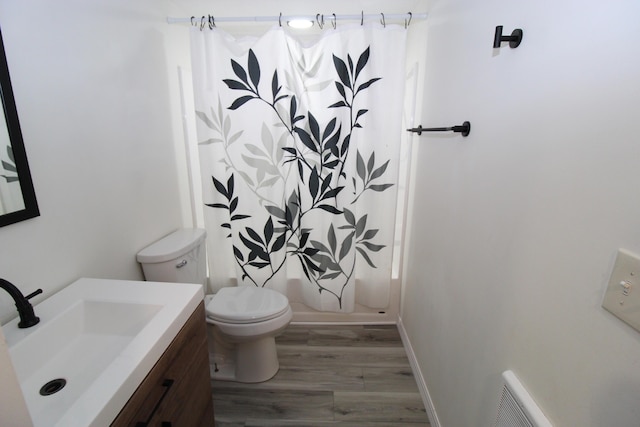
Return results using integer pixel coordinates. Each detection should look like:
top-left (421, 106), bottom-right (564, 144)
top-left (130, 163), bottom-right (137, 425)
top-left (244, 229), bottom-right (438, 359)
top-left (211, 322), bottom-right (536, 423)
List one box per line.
top-left (206, 286), bottom-right (290, 324)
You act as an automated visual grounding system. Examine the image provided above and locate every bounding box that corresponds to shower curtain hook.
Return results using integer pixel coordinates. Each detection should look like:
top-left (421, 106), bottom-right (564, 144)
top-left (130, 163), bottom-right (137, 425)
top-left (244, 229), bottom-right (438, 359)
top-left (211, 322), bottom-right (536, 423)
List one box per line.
top-left (405, 12), bottom-right (412, 29)
top-left (279, 12), bottom-right (282, 27)
top-left (316, 14), bottom-right (324, 29)
top-left (190, 16), bottom-right (196, 26)
top-left (380, 13), bottom-right (386, 28)
top-left (208, 15), bottom-right (215, 29)
top-left (200, 16), bottom-right (206, 31)
top-left (331, 14), bottom-right (337, 29)
top-left (361, 11), bottom-right (364, 26)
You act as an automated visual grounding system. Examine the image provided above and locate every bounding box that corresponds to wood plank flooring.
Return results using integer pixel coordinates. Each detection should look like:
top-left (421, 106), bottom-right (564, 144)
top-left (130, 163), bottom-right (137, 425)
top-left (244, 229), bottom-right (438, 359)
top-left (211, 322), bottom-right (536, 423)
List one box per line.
top-left (211, 324), bottom-right (431, 426)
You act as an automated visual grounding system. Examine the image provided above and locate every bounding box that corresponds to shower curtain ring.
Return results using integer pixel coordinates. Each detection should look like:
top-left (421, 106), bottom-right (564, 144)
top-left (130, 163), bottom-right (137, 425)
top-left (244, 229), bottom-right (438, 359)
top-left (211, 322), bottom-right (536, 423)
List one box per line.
top-left (405, 12), bottom-right (412, 29)
top-left (200, 16), bottom-right (206, 31)
top-left (208, 15), bottom-right (215, 29)
top-left (331, 13), bottom-right (336, 29)
top-left (361, 11), bottom-right (364, 26)
top-left (190, 16), bottom-right (196, 26)
top-left (279, 13), bottom-right (282, 27)
top-left (380, 13), bottom-right (386, 28)
top-left (316, 14), bottom-right (324, 29)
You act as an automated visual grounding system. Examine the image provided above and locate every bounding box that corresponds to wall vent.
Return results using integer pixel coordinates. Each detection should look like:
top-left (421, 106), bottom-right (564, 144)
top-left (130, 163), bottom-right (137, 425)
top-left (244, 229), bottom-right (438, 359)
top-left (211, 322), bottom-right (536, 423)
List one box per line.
top-left (494, 370), bottom-right (552, 427)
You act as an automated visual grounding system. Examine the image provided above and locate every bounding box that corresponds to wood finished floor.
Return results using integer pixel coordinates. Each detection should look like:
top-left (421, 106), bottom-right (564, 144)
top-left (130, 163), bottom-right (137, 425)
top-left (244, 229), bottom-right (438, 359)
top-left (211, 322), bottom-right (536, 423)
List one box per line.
top-left (211, 324), bottom-right (431, 426)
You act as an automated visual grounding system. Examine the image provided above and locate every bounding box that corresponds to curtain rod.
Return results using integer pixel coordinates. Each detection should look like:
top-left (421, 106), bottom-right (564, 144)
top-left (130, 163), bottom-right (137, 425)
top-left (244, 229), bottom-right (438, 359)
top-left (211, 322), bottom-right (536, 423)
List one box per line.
top-left (167, 12), bottom-right (427, 25)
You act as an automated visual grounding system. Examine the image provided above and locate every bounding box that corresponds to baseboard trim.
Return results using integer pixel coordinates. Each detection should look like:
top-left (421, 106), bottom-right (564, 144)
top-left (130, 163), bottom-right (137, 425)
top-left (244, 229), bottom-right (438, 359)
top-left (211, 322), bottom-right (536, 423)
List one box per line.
top-left (397, 315), bottom-right (441, 427)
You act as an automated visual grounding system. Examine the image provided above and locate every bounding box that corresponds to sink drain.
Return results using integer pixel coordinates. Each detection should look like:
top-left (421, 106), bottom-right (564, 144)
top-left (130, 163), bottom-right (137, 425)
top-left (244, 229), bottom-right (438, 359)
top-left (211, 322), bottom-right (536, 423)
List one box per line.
top-left (39, 378), bottom-right (67, 396)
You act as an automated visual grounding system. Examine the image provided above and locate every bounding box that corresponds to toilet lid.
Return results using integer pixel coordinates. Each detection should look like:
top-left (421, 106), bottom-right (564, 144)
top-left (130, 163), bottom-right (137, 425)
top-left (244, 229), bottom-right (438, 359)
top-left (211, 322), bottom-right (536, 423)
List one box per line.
top-left (205, 286), bottom-right (290, 324)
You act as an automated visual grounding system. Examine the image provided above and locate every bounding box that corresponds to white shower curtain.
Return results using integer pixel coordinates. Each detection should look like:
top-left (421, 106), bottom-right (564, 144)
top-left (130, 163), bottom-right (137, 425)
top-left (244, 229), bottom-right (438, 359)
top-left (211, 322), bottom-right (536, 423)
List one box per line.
top-left (190, 23), bottom-right (407, 313)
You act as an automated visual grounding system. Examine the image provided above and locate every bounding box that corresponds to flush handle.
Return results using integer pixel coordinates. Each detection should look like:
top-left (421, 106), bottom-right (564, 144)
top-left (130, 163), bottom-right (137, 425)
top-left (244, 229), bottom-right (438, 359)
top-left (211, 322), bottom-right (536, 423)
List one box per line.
top-left (176, 259), bottom-right (187, 269)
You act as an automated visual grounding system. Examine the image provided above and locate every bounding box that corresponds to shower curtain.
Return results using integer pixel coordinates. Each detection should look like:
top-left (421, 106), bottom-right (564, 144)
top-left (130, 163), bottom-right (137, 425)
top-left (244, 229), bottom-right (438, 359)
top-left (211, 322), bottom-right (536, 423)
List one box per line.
top-left (190, 23), bottom-right (407, 313)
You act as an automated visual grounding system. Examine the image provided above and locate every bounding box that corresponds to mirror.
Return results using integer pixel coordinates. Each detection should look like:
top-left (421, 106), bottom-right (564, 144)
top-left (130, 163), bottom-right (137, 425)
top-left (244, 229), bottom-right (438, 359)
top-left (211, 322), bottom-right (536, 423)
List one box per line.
top-left (0, 26), bottom-right (39, 227)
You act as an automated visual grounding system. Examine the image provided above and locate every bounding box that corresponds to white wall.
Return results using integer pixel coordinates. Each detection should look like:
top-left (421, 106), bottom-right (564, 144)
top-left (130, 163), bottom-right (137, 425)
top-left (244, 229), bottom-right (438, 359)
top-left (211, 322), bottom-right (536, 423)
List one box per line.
top-left (0, 0), bottom-right (192, 322)
top-left (401, 1), bottom-right (640, 426)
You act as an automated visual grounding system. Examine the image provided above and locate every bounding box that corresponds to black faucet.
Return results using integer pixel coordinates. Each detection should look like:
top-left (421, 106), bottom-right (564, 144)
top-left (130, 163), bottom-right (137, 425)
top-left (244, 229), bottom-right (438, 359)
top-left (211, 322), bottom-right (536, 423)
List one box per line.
top-left (0, 278), bottom-right (42, 328)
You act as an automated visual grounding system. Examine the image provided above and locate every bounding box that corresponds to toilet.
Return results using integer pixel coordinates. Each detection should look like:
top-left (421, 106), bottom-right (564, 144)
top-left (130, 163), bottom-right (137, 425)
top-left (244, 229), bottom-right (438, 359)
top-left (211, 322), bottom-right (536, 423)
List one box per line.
top-left (136, 228), bottom-right (292, 383)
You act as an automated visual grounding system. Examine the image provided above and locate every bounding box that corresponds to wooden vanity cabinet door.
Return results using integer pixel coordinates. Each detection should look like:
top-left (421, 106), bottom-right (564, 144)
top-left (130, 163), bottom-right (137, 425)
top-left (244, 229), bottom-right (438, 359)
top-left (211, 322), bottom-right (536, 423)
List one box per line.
top-left (111, 302), bottom-right (214, 427)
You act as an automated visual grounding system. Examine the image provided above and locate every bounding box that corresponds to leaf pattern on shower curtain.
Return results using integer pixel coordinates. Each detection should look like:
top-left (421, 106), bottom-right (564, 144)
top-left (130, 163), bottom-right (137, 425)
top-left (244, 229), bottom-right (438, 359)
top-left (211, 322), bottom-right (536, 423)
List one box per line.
top-left (196, 47), bottom-right (393, 309)
top-left (191, 24), bottom-right (408, 313)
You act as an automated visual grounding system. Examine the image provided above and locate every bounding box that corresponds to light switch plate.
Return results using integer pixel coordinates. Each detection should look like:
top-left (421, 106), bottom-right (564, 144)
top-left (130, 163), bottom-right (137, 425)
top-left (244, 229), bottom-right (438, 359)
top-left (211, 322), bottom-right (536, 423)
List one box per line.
top-left (602, 249), bottom-right (640, 332)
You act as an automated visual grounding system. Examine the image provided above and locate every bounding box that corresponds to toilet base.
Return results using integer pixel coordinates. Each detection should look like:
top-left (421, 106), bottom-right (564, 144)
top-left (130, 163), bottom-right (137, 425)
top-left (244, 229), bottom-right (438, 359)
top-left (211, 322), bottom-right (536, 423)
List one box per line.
top-left (238, 336), bottom-right (280, 383)
top-left (208, 325), bottom-right (281, 383)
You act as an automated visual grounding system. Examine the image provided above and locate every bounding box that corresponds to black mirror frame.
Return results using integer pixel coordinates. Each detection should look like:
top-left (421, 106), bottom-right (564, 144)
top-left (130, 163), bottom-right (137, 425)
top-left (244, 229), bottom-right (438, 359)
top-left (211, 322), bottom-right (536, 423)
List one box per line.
top-left (0, 26), bottom-right (39, 227)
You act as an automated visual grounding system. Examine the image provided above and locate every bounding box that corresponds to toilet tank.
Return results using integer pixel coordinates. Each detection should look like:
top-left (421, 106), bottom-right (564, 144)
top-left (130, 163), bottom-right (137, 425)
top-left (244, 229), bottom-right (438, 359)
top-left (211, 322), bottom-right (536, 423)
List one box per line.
top-left (136, 229), bottom-right (207, 288)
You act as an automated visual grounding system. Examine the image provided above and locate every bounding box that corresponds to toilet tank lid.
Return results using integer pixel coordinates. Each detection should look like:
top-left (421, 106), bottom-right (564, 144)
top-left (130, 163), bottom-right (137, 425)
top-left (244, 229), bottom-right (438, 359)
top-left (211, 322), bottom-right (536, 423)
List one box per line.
top-left (136, 228), bottom-right (206, 264)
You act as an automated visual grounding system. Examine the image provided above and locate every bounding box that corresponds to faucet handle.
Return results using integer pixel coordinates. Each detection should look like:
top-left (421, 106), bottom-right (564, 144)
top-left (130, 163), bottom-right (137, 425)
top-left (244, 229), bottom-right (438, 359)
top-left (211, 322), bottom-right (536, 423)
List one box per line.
top-left (25, 289), bottom-right (43, 300)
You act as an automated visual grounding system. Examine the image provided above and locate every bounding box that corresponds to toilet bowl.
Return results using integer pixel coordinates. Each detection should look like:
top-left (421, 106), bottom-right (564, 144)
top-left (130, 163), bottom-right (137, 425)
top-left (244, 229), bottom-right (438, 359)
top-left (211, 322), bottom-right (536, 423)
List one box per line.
top-left (136, 228), bottom-right (292, 383)
top-left (205, 287), bottom-right (292, 382)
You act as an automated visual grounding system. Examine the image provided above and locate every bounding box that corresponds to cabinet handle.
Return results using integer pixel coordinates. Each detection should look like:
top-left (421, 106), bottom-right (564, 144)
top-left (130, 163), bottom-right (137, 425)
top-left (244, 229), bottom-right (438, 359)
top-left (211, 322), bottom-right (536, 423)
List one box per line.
top-left (135, 379), bottom-right (174, 427)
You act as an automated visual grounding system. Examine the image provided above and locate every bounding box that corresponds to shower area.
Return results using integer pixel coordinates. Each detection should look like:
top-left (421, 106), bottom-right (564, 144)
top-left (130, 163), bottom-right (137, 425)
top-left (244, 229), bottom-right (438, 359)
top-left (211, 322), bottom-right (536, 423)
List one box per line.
top-left (175, 7), bottom-right (427, 323)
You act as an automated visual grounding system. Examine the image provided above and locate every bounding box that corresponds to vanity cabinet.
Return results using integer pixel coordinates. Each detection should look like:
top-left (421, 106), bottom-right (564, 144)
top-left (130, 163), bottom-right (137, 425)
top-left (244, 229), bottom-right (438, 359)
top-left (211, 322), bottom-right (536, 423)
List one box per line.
top-left (111, 302), bottom-right (214, 427)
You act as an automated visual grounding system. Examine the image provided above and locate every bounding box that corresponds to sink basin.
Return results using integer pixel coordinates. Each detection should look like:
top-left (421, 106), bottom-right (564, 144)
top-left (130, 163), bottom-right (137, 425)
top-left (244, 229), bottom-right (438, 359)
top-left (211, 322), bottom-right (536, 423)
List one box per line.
top-left (2, 278), bottom-right (203, 427)
top-left (10, 300), bottom-right (162, 422)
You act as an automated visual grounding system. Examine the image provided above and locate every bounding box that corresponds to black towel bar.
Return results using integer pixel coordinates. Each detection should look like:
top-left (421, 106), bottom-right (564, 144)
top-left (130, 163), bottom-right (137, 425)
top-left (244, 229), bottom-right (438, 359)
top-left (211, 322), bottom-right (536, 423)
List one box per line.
top-left (407, 121), bottom-right (471, 137)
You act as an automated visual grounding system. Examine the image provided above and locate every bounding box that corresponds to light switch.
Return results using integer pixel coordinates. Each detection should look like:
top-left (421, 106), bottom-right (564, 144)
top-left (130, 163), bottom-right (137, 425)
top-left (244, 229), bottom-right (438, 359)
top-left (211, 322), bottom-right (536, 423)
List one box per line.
top-left (602, 249), bottom-right (640, 332)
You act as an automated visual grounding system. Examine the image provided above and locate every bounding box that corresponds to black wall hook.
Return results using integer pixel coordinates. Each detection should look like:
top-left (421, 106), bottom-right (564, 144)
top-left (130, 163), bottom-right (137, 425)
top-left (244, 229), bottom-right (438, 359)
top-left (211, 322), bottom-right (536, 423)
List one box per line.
top-left (493, 25), bottom-right (523, 48)
top-left (407, 121), bottom-right (471, 137)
